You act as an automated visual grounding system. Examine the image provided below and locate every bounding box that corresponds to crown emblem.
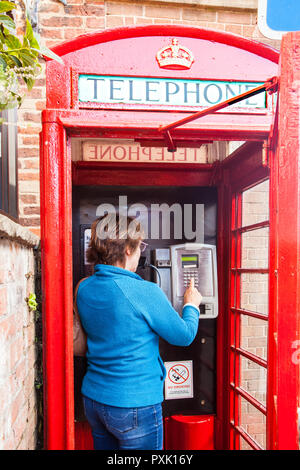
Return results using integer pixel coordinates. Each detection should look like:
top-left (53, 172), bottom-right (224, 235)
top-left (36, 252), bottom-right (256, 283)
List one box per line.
top-left (156, 38), bottom-right (194, 70)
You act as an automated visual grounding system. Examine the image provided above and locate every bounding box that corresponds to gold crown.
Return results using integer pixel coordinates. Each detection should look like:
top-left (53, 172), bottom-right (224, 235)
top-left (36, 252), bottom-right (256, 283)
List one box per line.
top-left (156, 39), bottom-right (194, 70)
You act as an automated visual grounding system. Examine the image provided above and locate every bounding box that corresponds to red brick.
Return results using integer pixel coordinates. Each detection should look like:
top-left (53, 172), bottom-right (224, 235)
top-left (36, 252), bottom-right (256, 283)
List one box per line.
top-left (182, 8), bottom-right (216, 22)
top-left (86, 17), bottom-right (105, 28)
top-left (106, 16), bottom-right (124, 28)
top-left (107, 2), bottom-right (143, 16)
top-left (23, 207), bottom-right (40, 216)
top-left (40, 28), bottom-right (64, 39)
top-left (39, 3), bottom-right (61, 13)
top-left (18, 172), bottom-right (39, 181)
top-left (145, 5), bottom-right (181, 19)
top-left (19, 113), bottom-right (41, 124)
top-left (22, 159), bottom-right (39, 170)
top-left (41, 16), bottom-right (83, 27)
top-left (0, 270), bottom-right (7, 284)
top-left (217, 10), bottom-right (252, 25)
top-left (0, 287), bottom-right (7, 315)
top-left (10, 335), bottom-right (24, 369)
top-left (35, 100), bottom-right (46, 111)
top-left (225, 24), bottom-right (243, 35)
top-left (18, 148), bottom-right (39, 158)
top-left (64, 4), bottom-right (104, 15)
top-left (21, 137), bottom-right (40, 146)
top-left (64, 28), bottom-right (88, 40)
top-left (20, 195), bottom-right (38, 204)
top-left (26, 88), bottom-right (43, 99)
top-left (18, 126), bottom-right (41, 135)
top-left (19, 217), bottom-right (40, 227)
top-left (33, 78), bottom-right (46, 87)
top-left (12, 392), bottom-right (26, 425)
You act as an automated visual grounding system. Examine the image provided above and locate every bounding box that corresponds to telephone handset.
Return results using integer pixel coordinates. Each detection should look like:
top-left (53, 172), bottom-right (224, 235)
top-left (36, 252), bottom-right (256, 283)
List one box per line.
top-left (170, 243), bottom-right (218, 319)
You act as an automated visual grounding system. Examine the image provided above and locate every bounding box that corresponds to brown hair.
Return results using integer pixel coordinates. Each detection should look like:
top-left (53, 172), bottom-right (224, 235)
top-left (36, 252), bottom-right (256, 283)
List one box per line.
top-left (86, 213), bottom-right (144, 267)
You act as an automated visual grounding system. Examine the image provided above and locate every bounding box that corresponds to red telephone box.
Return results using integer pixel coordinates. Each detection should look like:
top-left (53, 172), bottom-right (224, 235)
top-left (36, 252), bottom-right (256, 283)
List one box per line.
top-left (40, 25), bottom-right (300, 450)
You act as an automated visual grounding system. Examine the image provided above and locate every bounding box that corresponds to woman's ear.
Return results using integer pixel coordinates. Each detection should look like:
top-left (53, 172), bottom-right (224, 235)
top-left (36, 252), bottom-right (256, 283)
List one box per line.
top-left (125, 246), bottom-right (132, 256)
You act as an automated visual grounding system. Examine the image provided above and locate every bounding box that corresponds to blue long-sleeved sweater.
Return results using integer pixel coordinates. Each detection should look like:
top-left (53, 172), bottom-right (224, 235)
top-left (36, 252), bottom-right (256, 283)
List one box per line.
top-left (76, 264), bottom-right (199, 407)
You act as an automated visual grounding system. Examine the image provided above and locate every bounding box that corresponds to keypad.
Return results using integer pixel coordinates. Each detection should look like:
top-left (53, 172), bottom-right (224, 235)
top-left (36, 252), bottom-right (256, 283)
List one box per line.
top-left (183, 270), bottom-right (199, 287)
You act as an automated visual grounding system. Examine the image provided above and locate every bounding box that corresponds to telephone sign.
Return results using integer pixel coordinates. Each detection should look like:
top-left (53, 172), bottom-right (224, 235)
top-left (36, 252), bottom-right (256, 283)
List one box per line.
top-left (258, 0), bottom-right (300, 39)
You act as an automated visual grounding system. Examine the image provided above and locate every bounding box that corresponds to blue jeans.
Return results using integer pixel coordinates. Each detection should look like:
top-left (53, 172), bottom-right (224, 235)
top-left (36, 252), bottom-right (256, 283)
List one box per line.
top-left (83, 396), bottom-right (163, 450)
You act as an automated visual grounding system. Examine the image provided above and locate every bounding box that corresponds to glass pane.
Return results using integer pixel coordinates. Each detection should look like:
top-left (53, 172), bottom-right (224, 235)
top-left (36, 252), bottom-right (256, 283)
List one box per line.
top-left (240, 357), bottom-right (267, 406)
top-left (240, 273), bottom-right (268, 315)
top-left (240, 397), bottom-right (266, 449)
top-left (242, 227), bottom-right (269, 269)
top-left (242, 180), bottom-right (269, 227)
top-left (240, 315), bottom-right (268, 360)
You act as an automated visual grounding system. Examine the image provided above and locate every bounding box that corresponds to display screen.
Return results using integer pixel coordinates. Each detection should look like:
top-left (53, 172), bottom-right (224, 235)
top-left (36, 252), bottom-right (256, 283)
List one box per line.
top-left (181, 254), bottom-right (198, 268)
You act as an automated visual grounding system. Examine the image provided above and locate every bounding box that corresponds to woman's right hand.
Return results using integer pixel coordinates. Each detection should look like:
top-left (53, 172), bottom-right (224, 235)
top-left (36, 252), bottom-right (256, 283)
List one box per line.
top-left (183, 278), bottom-right (202, 308)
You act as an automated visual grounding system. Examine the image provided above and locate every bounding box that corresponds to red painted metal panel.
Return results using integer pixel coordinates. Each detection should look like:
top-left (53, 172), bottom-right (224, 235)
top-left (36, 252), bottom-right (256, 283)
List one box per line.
top-left (72, 161), bottom-right (213, 187)
top-left (45, 25), bottom-right (278, 137)
top-left (45, 109), bottom-right (274, 142)
top-left (164, 415), bottom-right (215, 450)
top-left (40, 121), bottom-right (74, 450)
top-left (268, 32), bottom-right (300, 450)
top-left (214, 168), bottom-right (231, 450)
top-left (48, 25), bottom-right (279, 65)
top-left (75, 422), bottom-right (93, 450)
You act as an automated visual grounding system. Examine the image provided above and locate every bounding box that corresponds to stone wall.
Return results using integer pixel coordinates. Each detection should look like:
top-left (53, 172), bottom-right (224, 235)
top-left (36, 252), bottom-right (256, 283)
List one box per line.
top-left (0, 215), bottom-right (40, 450)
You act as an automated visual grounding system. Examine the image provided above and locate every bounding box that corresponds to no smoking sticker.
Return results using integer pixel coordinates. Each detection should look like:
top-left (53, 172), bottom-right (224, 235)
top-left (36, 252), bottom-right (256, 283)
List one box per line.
top-left (164, 361), bottom-right (193, 400)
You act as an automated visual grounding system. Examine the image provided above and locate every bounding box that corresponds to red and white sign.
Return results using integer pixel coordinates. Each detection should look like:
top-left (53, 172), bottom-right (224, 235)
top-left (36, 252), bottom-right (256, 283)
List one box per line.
top-left (164, 361), bottom-right (193, 400)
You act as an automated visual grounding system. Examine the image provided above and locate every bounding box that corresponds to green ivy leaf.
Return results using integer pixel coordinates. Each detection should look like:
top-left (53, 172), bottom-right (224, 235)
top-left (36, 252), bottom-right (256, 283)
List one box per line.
top-left (23, 75), bottom-right (35, 91)
top-left (18, 49), bottom-right (36, 67)
top-left (0, 2), bottom-right (62, 110)
top-left (0, 53), bottom-right (7, 69)
top-left (8, 54), bottom-right (22, 67)
top-left (3, 31), bottom-right (21, 50)
top-left (25, 18), bottom-right (39, 50)
top-left (0, 1), bottom-right (15, 13)
top-left (39, 44), bottom-right (63, 64)
top-left (0, 14), bottom-right (15, 31)
top-left (34, 32), bottom-right (63, 64)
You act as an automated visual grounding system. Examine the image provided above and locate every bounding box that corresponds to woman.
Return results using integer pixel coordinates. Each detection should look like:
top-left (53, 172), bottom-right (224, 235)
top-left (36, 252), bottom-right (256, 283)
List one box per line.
top-left (76, 213), bottom-right (202, 450)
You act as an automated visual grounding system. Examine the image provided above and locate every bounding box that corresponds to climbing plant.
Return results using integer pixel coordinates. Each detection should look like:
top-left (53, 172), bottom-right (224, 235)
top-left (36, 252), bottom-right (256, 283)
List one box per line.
top-left (0, 0), bottom-right (62, 111)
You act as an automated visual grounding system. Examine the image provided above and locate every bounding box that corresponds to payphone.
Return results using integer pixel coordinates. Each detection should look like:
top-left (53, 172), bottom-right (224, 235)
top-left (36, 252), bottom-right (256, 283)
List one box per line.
top-left (152, 243), bottom-right (218, 319)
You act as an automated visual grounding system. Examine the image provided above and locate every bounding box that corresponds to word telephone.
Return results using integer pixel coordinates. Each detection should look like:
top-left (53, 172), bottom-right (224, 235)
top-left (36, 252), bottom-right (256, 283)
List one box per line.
top-left (153, 243), bottom-right (218, 319)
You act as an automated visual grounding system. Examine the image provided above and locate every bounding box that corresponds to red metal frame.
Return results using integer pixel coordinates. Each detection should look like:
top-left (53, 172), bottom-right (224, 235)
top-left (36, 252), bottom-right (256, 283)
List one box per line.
top-left (268, 32), bottom-right (300, 450)
top-left (40, 121), bottom-right (74, 449)
top-left (48, 25), bottom-right (280, 63)
top-left (40, 25), bottom-right (299, 451)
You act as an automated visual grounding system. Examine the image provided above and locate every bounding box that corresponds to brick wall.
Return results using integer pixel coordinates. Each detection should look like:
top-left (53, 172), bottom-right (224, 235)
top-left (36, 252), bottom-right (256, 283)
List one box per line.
top-left (0, 216), bottom-right (40, 449)
top-left (17, 0), bottom-right (280, 235)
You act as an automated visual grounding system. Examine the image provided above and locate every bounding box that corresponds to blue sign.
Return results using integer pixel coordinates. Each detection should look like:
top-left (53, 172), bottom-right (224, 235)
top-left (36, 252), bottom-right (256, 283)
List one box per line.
top-left (258, 0), bottom-right (300, 39)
